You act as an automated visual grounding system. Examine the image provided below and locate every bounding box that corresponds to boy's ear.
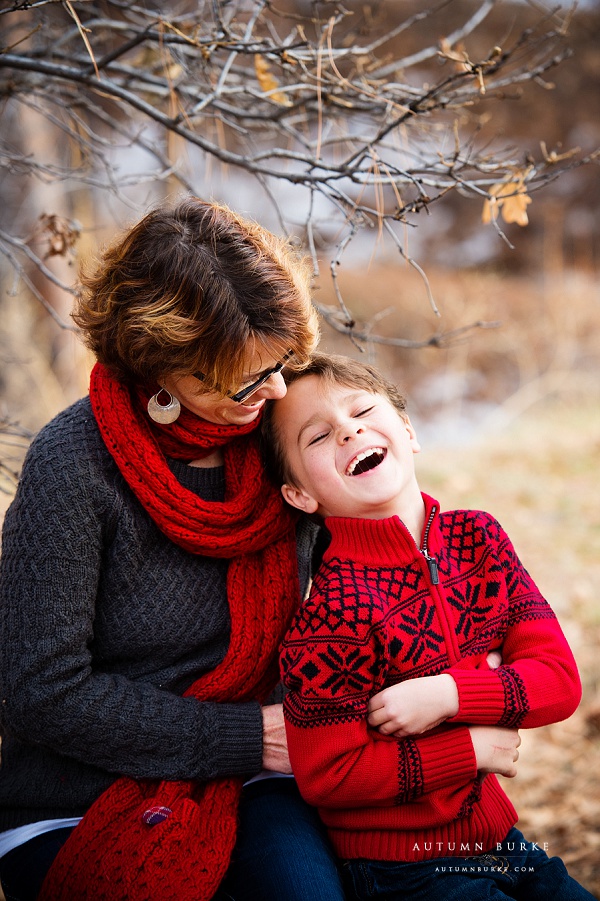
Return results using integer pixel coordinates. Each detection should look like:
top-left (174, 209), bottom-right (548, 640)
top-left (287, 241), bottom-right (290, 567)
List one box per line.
top-left (404, 416), bottom-right (421, 454)
top-left (281, 483), bottom-right (320, 515)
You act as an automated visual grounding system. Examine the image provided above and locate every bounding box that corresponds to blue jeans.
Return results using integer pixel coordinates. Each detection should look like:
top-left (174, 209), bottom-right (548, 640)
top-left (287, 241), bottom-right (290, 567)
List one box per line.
top-left (0, 779), bottom-right (348, 901)
top-left (343, 827), bottom-right (595, 900)
top-left (219, 778), bottom-right (348, 901)
top-left (0, 828), bottom-right (74, 901)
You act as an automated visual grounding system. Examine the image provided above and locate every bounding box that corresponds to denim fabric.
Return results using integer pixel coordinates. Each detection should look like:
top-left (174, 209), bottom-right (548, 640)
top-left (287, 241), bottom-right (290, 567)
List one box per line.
top-left (218, 778), bottom-right (349, 901)
top-left (0, 780), bottom-right (348, 901)
top-left (343, 827), bottom-right (596, 901)
top-left (0, 827), bottom-right (74, 901)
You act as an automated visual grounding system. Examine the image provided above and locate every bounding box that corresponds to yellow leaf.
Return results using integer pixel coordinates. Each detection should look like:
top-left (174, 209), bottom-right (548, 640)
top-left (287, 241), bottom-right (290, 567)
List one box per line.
top-left (254, 54), bottom-right (292, 106)
top-left (482, 173), bottom-right (531, 227)
top-left (165, 63), bottom-right (183, 82)
top-left (501, 190), bottom-right (531, 226)
top-left (438, 38), bottom-right (470, 70)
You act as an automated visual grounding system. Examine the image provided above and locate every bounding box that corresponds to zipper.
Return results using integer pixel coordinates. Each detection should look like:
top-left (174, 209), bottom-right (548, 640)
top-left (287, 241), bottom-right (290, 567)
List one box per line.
top-left (419, 502), bottom-right (462, 664)
top-left (420, 505), bottom-right (439, 584)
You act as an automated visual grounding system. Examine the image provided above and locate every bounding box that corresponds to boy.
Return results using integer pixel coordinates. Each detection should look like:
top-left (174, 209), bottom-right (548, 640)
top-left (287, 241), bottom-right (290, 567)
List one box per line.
top-left (263, 353), bottom-right (594, 900)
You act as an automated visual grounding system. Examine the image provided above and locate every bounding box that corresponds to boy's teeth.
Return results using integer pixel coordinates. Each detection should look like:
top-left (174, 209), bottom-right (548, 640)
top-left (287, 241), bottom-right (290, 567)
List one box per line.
top-left (346, 447), bottom-right (385, 476)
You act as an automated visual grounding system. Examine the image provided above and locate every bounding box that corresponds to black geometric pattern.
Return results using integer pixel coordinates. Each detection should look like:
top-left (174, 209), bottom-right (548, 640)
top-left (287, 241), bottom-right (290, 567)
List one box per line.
top-left (283, 691), bottom-right (366, 728)
top-left (282, 509), bottom-right (558, 736)
top-left (397, 598), bottom-right (445, 666)
top-left (497, 666), bottom-right (530, 728)
top-left (317, 645), bottom-right (375, 696)
top-left (457, 778), bottom-right (483, 819)
top-left (441, 510), bottom-right (488, 565)
top-left (446, 581), bottom-right (495, 642)
top-left (396, 738), bottom-right (424, 804)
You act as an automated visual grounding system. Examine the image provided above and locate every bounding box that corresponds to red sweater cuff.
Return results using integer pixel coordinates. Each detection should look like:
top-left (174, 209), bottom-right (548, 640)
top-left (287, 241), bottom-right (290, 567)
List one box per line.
top-left (416, 726), bottom-right (477, 790)
top-left (448, 669), bottom-right (507, 724)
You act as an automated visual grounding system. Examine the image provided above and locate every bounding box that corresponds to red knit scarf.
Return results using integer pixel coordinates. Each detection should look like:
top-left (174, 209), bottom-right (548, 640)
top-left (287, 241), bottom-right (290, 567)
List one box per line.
top-left (39, 363), bottom-right (300, 901)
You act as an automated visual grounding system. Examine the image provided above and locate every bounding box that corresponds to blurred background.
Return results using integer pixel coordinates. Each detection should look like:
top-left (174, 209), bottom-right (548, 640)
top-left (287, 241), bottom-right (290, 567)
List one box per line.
top-left (0, 0), bottom-right (599, 893)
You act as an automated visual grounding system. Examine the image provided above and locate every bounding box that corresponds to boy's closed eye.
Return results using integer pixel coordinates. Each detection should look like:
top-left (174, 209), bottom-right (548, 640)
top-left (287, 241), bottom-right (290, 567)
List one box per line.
top-left (306, 406), bottom-right (376, 447)
top-left (307, 431), bottom-right (329, 446)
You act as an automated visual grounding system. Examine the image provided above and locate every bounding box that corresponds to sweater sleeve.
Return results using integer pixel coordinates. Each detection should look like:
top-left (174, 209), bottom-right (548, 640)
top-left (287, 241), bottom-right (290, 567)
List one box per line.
top-left (281, 580), bottom-right (476, 810)
top-left (448, 515), bottom-right (582, 730)
top-left (0, 407), bottom-right (264, 783)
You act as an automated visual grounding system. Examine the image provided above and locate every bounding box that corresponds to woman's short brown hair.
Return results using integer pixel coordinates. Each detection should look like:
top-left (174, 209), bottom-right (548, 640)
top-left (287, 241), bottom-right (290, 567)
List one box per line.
top-left (74, 196), bottom-right (319, 389)
top-left (262, 353), bottom-right (408, 487)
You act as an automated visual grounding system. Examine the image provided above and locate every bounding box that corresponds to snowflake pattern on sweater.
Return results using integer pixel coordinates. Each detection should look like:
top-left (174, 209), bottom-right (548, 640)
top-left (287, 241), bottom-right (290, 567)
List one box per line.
top-left (280, 494), bottom-right (582, 862)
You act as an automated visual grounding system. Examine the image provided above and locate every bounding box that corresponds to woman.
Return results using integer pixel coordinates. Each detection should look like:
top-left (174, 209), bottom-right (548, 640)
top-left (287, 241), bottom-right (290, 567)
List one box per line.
top-left (0, 198), bottom-right (348, 901)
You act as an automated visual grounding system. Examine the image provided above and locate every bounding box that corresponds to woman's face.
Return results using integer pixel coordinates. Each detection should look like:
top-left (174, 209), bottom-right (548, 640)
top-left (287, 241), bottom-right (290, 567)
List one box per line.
top-left (163, 347), bottom-right (288, 426)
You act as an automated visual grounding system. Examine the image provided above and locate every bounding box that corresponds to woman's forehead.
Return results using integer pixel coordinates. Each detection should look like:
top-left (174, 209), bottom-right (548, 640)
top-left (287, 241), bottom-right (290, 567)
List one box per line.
top-left (243, 342), bottom-right (286, 374)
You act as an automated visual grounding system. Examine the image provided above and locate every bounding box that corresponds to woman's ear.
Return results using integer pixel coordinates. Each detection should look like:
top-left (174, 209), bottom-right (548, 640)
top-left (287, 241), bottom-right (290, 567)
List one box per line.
top-left (281, 483), bottom-right (320, 514)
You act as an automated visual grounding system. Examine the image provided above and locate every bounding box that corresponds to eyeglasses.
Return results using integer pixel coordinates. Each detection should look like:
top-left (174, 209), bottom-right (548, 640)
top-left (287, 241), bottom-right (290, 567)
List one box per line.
top-left (193, 350), bottom-right (294, 404)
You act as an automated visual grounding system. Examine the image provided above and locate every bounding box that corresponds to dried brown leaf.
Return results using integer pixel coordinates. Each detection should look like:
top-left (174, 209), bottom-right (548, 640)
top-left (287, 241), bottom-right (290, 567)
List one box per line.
top-left (438, 37), bottom-right (470, 68)
top-left (254, 54), bottom-right (292, 107)
top-left (482, 171), bottom-right (532, 227)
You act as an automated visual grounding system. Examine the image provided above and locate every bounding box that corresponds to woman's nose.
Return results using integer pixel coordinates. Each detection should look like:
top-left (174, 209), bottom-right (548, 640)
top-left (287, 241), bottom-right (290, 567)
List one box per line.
top-left (252, 370), bottom-right (287, 401)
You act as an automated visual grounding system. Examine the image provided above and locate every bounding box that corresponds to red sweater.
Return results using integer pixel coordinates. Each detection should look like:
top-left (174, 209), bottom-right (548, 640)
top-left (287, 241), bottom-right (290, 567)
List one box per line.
top-left (281, 493), bottom-right (581, 862)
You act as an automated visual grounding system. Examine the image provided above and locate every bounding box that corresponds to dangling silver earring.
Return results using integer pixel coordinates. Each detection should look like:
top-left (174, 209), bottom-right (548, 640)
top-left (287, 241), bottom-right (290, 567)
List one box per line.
top-left (147, 387), bottom-right (181, 424)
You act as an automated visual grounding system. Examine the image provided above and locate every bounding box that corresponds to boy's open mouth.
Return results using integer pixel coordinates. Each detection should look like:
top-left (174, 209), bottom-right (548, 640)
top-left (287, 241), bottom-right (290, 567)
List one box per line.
top-left (345, 447), bottom-right (386, 476)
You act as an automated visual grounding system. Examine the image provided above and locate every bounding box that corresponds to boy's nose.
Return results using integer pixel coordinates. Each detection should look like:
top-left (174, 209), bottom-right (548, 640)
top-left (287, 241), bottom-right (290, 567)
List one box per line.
top-left (338, 422), bottom-right (365, 444)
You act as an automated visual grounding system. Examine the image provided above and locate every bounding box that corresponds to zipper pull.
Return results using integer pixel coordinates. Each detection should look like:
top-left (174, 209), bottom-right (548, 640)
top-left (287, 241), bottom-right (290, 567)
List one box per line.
top-left (424, 554), bottom-right (439, 585)
top-left (420, 505), bottom-right (439, 584)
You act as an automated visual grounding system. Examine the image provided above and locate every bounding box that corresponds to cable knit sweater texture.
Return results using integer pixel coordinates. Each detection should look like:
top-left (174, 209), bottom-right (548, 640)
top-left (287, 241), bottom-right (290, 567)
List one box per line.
top-left (0, 397), bottom-right (316, 832)
top-left (281, 493), bottom-right (582, 863)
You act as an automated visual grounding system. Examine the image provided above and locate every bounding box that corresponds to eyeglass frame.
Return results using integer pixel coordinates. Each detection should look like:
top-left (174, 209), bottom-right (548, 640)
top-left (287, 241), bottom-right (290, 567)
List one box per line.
top-left (193, 350), bottom-right (294, 404)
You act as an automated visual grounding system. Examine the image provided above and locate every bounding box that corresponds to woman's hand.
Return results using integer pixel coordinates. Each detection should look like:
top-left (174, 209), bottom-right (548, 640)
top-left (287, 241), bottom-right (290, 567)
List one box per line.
top-left (367, 674), bottom-right (459, 738)
top-left (261, 704), bottom-right (292, 773)
top-left (469, 726), bottom-right (521, 778)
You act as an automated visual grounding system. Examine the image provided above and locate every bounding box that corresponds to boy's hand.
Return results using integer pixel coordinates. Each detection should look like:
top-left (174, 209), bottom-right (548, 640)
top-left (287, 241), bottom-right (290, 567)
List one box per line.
top-left (469, 725), bottom-right (521, 778)
top-left (486, 649), bottom-right (502, 669)
top-left (368, 674), bottom-right (459, 737)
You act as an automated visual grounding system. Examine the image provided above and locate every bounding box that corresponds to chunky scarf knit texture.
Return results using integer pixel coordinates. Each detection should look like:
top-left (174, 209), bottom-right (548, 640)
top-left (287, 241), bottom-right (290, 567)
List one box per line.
top-left (39, 363), bottom-right (300, 901)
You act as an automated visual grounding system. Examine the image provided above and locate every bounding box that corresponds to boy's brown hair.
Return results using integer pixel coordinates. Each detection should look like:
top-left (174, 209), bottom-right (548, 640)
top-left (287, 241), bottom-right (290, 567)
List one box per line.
top-left (262, 352), bottom-right (408, 487)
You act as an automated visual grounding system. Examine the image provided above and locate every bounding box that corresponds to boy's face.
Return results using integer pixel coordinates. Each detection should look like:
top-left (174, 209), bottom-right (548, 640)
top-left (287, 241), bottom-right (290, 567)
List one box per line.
top-left (271, 375), bottom-right (422, 520)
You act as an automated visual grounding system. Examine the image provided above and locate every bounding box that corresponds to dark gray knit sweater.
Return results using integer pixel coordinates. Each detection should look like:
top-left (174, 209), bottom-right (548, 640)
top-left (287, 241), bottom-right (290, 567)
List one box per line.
top-left (0, 397), bottom-right (317, 831)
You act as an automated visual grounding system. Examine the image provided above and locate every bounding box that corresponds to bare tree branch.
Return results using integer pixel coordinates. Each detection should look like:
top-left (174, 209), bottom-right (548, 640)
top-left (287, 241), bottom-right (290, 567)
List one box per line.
top-left (0, 0), bottom-right (597, 347)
